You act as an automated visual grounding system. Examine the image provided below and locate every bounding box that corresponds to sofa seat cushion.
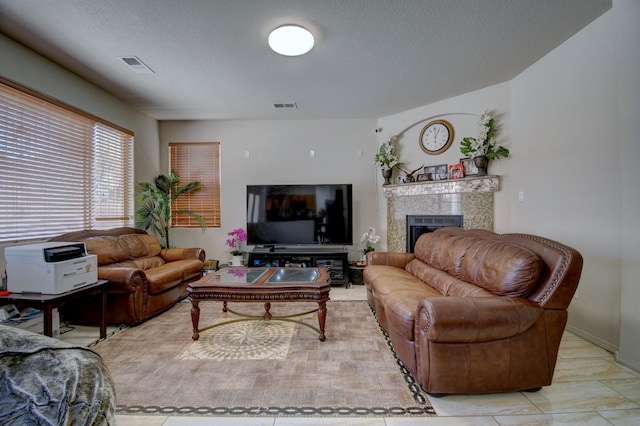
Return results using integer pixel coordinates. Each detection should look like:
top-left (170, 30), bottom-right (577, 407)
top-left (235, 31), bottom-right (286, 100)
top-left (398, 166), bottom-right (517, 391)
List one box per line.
top-left (144, 259), bottom-right (204, 295)
top-left (365, 265), bottom-right (427, 297)
top-left (172, 258), bottom-right (205, 281)
top-left (144, 264), bottom-right (184, 294)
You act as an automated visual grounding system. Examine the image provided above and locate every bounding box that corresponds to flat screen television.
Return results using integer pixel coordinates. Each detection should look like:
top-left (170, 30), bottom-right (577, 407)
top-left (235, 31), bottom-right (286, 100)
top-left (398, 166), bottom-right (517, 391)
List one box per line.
top-left (246, 184), bottom-right (353, 246)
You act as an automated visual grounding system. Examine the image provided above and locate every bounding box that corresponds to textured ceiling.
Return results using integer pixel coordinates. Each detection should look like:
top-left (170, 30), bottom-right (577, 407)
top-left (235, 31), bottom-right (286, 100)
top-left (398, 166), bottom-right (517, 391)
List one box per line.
top-left (0, 0), bottom-right (611, 120)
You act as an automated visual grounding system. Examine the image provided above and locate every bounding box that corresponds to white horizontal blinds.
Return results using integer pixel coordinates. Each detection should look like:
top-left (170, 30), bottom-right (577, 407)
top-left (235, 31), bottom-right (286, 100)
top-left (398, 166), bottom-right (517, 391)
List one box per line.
top-left (92, 123), bottom-right (134, 229)
top-left (169, 142), bottom-right (221, 228)
top-left (0, 79), bottom-right (134, 243)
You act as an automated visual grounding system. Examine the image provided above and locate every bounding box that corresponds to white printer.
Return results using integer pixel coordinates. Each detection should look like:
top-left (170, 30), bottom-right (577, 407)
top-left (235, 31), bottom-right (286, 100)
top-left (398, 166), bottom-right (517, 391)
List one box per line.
top-left (5, 242), bottom-right (98, 294)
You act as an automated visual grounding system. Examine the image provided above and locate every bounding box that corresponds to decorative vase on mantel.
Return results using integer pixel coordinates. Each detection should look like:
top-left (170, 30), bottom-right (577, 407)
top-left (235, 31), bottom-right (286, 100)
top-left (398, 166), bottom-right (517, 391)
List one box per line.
top-left (473, 155), bottom-right (489, 177)
top-left (381, 168), bottom-right (393, 185)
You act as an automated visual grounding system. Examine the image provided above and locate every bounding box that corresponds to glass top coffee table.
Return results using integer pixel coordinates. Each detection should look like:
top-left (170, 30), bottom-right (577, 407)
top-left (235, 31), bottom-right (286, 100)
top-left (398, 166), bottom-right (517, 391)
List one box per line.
top-left (187, 267), bottom-right (331, 341)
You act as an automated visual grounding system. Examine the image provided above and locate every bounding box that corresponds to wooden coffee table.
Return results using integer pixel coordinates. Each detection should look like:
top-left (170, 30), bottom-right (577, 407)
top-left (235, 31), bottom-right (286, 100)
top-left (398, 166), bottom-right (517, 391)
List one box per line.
top-left (187, 267), bottom-right (331, 341)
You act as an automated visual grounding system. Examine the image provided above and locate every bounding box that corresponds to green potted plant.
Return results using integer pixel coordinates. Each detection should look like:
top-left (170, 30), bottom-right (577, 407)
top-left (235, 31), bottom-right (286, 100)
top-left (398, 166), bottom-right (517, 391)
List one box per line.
top-left (135, 171), bottom-right (206, 248)
top-left (374, 135), bottom-right (403, 185)
top-left (460, 110), bottom-right (510, 176)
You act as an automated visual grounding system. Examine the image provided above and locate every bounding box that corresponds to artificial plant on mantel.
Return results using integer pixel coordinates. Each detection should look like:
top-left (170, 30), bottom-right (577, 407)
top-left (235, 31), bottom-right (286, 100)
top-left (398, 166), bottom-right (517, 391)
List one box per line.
top-left (459, 110), bottom-right (509, 175)
top-left (135, 172), bottom-right (206, 248)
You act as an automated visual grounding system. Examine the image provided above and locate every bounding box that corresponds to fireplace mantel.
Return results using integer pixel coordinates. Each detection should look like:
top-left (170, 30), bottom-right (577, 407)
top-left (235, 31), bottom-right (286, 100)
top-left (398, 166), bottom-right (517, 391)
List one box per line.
top-left (383, 175), bottom-right (500, 198)
top-left (385, 176), bottom-right (500, 252)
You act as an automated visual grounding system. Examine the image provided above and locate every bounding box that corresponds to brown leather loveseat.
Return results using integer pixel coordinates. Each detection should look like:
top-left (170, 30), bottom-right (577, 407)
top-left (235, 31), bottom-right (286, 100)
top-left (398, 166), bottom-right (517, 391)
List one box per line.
top-left (50, 227), bottom-right (205, 325)
top-left (364, 227), bottom-right (583, 395)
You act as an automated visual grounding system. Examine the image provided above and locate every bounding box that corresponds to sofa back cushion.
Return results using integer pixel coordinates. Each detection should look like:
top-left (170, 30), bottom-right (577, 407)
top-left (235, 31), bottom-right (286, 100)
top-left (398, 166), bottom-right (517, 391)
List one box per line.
top-left (460, 239), bottom-right (543, 297)
top-left (81, 233), bottom-right (162, 266)
top-left (413, 232), bottom-right (543, 298)
top-left (84, 236), bottom-right (130, 265)
top-left (121, 234), bottom-right (161, 258)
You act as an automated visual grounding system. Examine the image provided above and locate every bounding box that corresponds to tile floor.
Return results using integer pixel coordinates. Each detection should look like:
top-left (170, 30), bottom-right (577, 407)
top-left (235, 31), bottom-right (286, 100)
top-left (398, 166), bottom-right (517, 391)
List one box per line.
top-left (60, 285), bottom-right (640, 426)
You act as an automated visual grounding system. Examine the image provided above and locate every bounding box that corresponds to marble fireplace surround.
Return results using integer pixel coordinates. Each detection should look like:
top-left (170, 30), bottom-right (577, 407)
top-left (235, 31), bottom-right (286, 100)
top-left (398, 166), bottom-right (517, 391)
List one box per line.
top-left (383, 176), bottom-right (500, 252)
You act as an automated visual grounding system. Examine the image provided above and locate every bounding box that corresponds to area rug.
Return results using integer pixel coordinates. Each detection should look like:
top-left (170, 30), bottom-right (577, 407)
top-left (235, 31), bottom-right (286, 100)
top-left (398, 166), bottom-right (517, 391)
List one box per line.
top-left (92, 299), bottom-right (435, 417)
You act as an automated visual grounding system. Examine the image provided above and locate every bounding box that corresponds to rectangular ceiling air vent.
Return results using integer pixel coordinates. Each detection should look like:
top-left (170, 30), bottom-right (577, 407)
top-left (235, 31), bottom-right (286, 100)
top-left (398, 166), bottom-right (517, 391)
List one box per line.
top-left (273, 102), bottom-right (297, 109)
top-left (119, 56), bottom-right (154, 74)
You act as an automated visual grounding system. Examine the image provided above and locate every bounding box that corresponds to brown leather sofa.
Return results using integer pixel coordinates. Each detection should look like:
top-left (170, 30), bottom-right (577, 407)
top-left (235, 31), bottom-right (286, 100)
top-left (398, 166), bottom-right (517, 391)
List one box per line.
top-left (49, 227), bottom-right (205, 325)
top-left (364, 227), bottom-right (583, 395)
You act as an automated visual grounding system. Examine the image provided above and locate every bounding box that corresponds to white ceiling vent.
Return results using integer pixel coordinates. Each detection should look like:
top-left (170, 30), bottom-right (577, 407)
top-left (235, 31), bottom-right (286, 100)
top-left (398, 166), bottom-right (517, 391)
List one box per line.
top-left (119, 56), bottom-right (154, 74)
top-left (273, 102), bottom-right (297, 109)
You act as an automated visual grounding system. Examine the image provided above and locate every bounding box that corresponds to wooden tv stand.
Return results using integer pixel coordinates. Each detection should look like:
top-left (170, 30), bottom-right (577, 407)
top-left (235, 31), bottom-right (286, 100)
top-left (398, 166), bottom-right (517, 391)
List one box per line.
top-left (247, 248), bottom-right (348, 286)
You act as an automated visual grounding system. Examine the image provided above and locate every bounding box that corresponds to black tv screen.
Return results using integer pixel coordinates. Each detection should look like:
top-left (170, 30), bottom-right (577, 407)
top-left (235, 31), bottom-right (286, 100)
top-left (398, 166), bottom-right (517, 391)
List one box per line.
top-left (246, 184), bottom-right (353, 246)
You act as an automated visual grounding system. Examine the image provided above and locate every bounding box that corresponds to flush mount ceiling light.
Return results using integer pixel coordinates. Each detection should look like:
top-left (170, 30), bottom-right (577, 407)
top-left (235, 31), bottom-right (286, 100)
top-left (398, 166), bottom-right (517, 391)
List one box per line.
top-left (268, 25), bottom-right (314, 56)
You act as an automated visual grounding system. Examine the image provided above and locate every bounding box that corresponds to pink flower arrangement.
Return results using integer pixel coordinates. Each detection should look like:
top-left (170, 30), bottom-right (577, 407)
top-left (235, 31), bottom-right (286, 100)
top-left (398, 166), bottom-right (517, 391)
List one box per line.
top-left (226, 227), bottom-right (247, 255)
top-left (229, 268), bottom-right (247, 278)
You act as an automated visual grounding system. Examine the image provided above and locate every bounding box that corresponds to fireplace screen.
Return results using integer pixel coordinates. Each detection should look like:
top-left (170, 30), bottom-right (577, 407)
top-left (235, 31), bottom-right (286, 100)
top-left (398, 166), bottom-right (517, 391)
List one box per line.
top-left (406, 215), bottom-right (463, 253)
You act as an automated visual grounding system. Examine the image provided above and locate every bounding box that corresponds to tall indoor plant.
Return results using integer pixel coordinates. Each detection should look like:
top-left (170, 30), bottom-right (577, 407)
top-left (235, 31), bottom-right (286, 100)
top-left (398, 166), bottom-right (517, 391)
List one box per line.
top-left (135, 172), bottom-right (206, 248)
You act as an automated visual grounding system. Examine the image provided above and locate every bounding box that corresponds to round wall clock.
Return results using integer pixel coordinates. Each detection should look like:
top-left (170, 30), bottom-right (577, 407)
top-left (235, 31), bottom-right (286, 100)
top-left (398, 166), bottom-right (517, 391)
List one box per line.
top-left (419, 119), bottom-right (454, 155)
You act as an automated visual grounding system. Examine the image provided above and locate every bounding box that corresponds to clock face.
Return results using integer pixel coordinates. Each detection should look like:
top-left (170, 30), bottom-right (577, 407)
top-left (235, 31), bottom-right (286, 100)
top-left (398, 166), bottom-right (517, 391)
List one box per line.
top-left (419, 120), bottom-right (454, 155)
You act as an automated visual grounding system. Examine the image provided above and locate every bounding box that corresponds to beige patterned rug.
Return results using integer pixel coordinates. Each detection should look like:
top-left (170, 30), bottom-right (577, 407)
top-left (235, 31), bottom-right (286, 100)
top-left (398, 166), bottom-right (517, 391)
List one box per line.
top-left (92, 299), bottom-right (435, 417)
top-left (176, 320), bottom-right (296, 361)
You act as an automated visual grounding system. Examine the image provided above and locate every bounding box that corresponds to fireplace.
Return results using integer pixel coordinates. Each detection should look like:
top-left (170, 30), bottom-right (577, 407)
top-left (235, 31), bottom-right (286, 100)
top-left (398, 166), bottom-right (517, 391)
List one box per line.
top-left (406, 215), bottom-right (463, 252)
top-left (383, 176), bottom-right (499, 252)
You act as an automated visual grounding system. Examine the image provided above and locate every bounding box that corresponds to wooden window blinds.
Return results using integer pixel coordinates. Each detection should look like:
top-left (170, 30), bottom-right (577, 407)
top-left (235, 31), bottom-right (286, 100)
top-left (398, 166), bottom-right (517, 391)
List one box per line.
top-left (169, 142), bottom-right (221, 228)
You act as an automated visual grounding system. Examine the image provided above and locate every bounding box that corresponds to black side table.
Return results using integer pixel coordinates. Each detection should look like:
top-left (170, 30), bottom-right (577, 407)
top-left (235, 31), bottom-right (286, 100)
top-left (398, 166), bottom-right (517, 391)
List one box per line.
top-left (348, 265), bottom-right (365, 286)
top-left (0, 280), bottom-right (108, 338)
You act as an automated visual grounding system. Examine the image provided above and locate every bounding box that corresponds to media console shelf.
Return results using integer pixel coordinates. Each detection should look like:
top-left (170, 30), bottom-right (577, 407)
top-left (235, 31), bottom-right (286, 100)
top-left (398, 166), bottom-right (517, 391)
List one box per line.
top-left (248, 248), bottom-right (348, 286)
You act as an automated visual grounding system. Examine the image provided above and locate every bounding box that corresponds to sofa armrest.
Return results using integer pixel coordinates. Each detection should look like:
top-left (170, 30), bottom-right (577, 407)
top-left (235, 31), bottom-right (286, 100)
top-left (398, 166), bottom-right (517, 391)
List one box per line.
top-left (366, 251), bottom-right (415, 268)
top-left (416, 297), bottom-right (544, 343)
top-left (160, 247), bottom-right (206, 262)
top-left (98, 267), bottom-right (147, 294)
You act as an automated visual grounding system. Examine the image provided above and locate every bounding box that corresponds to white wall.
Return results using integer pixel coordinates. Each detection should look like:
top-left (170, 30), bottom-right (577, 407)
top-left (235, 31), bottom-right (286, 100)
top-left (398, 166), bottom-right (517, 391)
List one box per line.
top-left (510, 8), bottom-right (621, 352)
top-left (159, 119), bottom-right (378, 262)
top-left (614, 0), bottom-right (640, 372)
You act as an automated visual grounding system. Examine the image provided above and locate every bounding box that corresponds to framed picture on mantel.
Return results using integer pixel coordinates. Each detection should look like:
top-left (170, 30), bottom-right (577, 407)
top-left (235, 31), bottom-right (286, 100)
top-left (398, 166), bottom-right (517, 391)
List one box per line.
top-left (424, 164), bottom-right (448, 180)
top-left (460, 158), bottom-right (478, 176)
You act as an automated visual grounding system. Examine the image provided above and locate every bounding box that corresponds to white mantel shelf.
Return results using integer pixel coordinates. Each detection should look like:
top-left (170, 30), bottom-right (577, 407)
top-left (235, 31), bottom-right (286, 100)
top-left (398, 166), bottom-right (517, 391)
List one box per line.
top-left (383, 175), bottom-right (500, 198)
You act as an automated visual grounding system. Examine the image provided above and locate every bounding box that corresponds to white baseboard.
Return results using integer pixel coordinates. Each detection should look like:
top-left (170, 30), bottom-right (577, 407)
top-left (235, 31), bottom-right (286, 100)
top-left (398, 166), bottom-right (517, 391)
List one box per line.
top-left (615, 353), bottom-right (640, 373)
top-left (564, 324), bottom-right (618, 354)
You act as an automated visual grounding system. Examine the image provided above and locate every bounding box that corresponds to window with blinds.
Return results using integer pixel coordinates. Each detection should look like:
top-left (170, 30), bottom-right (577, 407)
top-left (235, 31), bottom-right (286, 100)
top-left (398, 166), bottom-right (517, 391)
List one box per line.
top-left (0, 78), bottom-right (134, 243)
top-left (169, 142), bottom-right (221, 228)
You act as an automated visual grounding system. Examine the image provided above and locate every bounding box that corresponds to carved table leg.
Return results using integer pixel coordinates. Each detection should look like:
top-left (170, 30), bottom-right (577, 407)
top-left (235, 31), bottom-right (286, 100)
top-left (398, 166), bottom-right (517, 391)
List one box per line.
top-left (317, 300), bottom-right (327, 341)
top-left (191, 300), bottom-right (201, 340)
top-left (263, 302), bottom-right (272, 320)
